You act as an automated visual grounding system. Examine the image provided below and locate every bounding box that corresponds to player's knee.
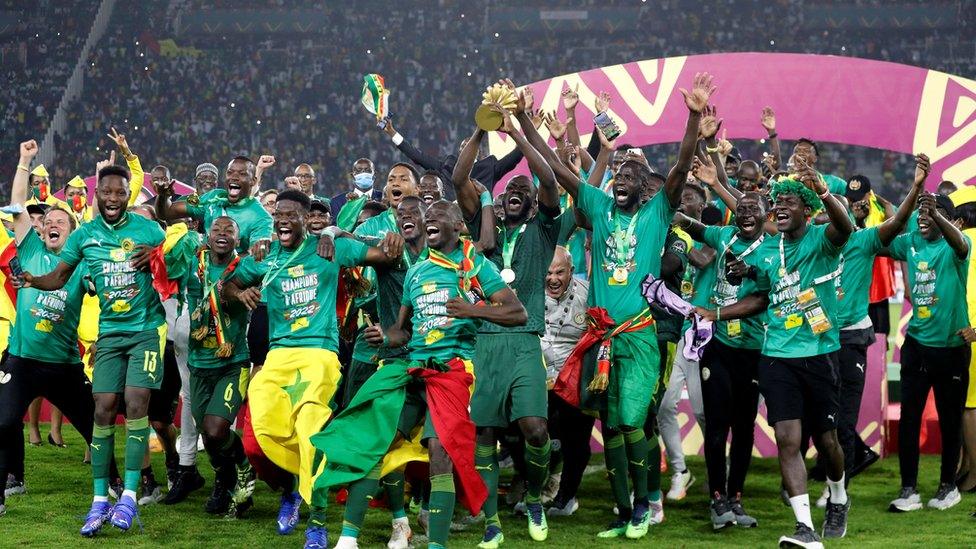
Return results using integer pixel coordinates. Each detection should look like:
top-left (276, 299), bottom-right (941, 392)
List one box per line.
top-left (521, 419), bottom-right (549, 446)
top-left (202, 417), bottom-right (229, 443)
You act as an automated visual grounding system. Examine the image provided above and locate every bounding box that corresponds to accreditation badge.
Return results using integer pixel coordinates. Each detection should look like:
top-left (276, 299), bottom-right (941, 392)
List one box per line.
top-left (797, 288), bottom-right (833, 335)
top-left (726, 319), bottom-right (742, 338)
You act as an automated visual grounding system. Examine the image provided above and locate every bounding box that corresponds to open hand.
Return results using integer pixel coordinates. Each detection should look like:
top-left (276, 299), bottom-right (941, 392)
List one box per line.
top-left (760, 106), bottom-right (776, 133)
top-left (131, 245), bottom-right (154, 271)
top-left (698, 104), bottom-right (723, 140)
top-left (594, 91), bottom-right (611, 114)
top-left (562, 82), bottom-right (579, 110)
top-left (692, 155), bottom-right (719, 187)
top-left (546, 114), bottom-right (569, 141)
top-left (679, 72), bottom-right (716, 114)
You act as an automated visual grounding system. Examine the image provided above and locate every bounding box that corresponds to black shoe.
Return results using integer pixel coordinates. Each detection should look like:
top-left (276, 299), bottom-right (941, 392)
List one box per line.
top-left (47, 433), bottom-right (67, 448)
top-left (709, 493), bottom-right (735, 530)
top-left (849, 448), bottom-right (880, 479)
top-left (729, 493), bottom-right (757, 528)
top-left (205, 476), bottom-right (231, 515)
top-left (163, 466), bottom-right (205, 505)
top-left (779, 522), bottom-right (823, 548)
top-left (822, 496), bottom-right (850, 539)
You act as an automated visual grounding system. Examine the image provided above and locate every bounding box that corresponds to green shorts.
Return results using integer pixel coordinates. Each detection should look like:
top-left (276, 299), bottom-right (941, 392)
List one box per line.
top-left (189, 362), bottom-right (249, 425)
top-left (341, 359), bottom-right (378, 408)
top-left (92, 325), bottom-right (167, 394)
top-left (397, 380), bottom-right (437, 442)
top-left (579, 327), bottom-right (660, 430)
top-left (471, 333), bottom-right (548, 428)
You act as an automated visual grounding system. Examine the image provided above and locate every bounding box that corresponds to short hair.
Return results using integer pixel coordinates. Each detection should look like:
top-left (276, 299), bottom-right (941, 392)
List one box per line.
top-left (398, 195), bottom-right (428, 213)
top-left (738, 191), bottom-right (769, 213)
top-left (259, 189), bottom-right (279, 199)
top-left (97, 165), bottom-right (131, 183)
top-left (361, 200), bottom-right (388, 218)
top-left (429, 200), bottom-right (463, 224)
top-left (212, 215), bottom-right (240, 232)
top-left (45, 206), bottom-right (78, 232)
top-left (390, 162), bottom-right (420, 185)
top-left (151, 165), bottom-right (171, 179)
top-left (276, 189), bottom-right (311, 211)
top-left (228, 155), bottom-right (256, 178)
top-left (955, 202), bottom-right (976, 230)
top-left (684, 183), bottom-right (707, 203)
top-left (796, 138), bottom-right (819, 157)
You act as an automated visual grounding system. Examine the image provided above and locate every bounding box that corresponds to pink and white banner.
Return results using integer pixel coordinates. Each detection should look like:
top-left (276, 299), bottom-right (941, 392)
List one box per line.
top-left (490, 52), bottom-right (976, 191)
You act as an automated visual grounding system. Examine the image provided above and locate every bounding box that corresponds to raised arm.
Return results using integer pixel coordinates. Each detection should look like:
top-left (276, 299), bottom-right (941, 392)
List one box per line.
top-left (562, 84), bottom-right (594, 172)
top-left (11, 140), bottom-right (38, 243)
top-left (362, 232), bottom-right (405, 268)
top-left (666, 73), bottom-right (714, 208)
top-left (800, 166), bottom-right (853, 247)
top-left (673, 212), bottom-right (707, 242)
top-left (446, 286), bottom-right (527, 327)
top-left (925, 193), bottom-right (969, 259)
top-left (692, 154), bottom-right (740, 211)
top-left (384, 119), bottom-right (443, 171)
top-left (154, 177), bottom-right (190, 221)
top-left (760, 107), bottom-right (782, 171)
top-left (253, 155), bottom-right (275, 194)
top-left (877, 154), bottom-right (929, 245)
top-left (106, 127), bottom-right (144, 207)
top-left (450, 128), bottom-right (488, 221)
top-left (492, 104), bottom-right (558, 216)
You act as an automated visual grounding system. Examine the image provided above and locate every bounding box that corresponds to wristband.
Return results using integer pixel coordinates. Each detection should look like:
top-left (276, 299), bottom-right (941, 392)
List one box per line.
top-left (767, 132), bottom-right (778, 139)
top-left (818, 190), bottom-right (831, 199)
top-left (391, 132), bottom-right (404, 146)
top-left (382, 334), bottom-right (389, 347)
top-left (705, 146), bottom-right (719, 154)
top-left (479, 190), bottom-right (492, 208)
top-left (324, 226), bottom-right (340, 238)
top-left (17, 164), bottom-right (29, 173)
top-left (716, 307), bottom-right (721, 322)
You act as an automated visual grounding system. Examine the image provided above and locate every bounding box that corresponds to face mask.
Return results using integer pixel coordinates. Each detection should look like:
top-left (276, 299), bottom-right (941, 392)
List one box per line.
top-left (353, 172), bottom-right (374, 191)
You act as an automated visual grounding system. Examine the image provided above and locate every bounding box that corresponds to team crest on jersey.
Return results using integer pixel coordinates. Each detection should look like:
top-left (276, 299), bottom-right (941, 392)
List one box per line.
top-left (290, 317), bottom-right (309, 332)
top-left (111, 300), bottom-right (131, 313)
top-left (918, 261), bottom-right (929, 272)
top-left (34, 319), bottom-right (53, 333)
top-left (110, 248), bottom-right (126, 262)
top-left (120, 238), bottom-right (135, 253)
top-left (423, 282), bottom-right (437, 294)
top-left (425, 329), bottom-right (444, 345)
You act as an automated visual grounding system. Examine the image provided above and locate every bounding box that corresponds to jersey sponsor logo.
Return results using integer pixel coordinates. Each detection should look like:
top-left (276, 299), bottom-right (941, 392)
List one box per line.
top-left (0, 371), bottom-right (10, 384)
top-left (111, 300), bottom-right (131, 313)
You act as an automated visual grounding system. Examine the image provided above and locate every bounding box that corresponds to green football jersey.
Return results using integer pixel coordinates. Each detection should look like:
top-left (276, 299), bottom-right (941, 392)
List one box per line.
top-left (234, 235), bottom-right (367, 351)
top-left (9, 231), bottom-right (87, 363)
top-left (186, 190), bottom-right (272, 254)
top-left (834, 227), bottom-right (884, 329)
top-left (60, 212), bottom-right (166, 334)
top-left (186, 253), bottom-right (250, 368)
top-left (700, 225), bottom-right (766, 350)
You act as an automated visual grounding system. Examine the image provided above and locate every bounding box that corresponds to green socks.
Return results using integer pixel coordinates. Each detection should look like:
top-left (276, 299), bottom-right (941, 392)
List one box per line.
top-left (124, 417), bottom-right (150, 493)
top-left (475, 443), bottom-right (501, 528)
top-left (383, 470), bottom-right (407, 519)
top-left (342, 464), bottom-right (381, 538)
top-left (604, 431), bottom-right (632, 519)
top-left (309, 506), bottom-right (327, 528)
top-left (428, 473), bottom-right (455, 547)
top-left (524, 438), bottom-right (552, 504)
top-left (646, 432), bottom-right (663, 501)
top-left (624, 429), bottom-right (650, 502)
top-left (91, 424), bottom-right (115, 498)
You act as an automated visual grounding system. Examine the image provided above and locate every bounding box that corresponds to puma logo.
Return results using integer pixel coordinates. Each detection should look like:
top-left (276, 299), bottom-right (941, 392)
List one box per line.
top-left (90, 443), bottom-right (100, 451)
top-left (128, 435), bottom-right (145, 443)
top-left (629, 460), bottom-right (645, 468)
top-left (856, 363), bottom-right (865, 373)
top-left (147, 372), bottom-right (157, 382)
top-left (827, 414), bottom-right (835, 422)
top-left (475, 465), bottom-right (494, 472)
top-left (224, 402), bottom-right (234, 413)
top-left (0, 371), bottom-right (10, 384)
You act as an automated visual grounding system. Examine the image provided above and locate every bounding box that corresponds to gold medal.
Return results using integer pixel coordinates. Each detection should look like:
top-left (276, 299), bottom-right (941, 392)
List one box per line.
top-left (501, 268), bottom-right (516, 284)
top-left (612, 267), bottom-right (628, 283)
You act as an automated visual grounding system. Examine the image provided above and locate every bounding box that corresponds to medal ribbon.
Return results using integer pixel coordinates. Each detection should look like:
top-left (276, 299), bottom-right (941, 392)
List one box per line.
top-left (427, 238), bottom-right (482, 294)
top-left (500, 223), bottom-right (527, 271)
top-left (718, 233), bottom-right (765, 282)
top-left (194, 250), bottom-right (241, 358)
top-left (260, 236), bottom-right (308, 289)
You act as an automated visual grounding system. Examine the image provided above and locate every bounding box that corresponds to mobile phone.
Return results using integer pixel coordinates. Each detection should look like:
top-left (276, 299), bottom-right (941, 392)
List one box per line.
top-left (8, 255), bottom-right (23, 279)
top-left (376, 117), bottom-right (388, 130)
top-left (593, 112), bottom-right (621, 141)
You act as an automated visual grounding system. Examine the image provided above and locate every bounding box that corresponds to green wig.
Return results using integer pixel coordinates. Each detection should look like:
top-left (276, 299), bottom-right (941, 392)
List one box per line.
top-left (770, 177), bottom-right (823, 213)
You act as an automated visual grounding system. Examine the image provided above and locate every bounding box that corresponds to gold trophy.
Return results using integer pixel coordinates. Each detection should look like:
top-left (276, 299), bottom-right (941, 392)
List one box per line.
top-left (475, 84), bottom-right (518, 131)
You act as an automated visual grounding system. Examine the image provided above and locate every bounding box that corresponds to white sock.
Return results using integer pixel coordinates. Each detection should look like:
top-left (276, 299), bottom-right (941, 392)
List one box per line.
top-left (827, 473), bottom-right (848, 504)
top-left (789, 494), bottom-right (813, 529)
top-left (393, 516), bottom-right (409, 525)
top-left (93, 495), bottom-right (109, 503)
top-left (122, 489), bottom-right (137, 501)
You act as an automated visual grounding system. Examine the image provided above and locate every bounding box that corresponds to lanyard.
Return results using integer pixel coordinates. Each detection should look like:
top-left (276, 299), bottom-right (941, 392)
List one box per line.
top-left (501, 223), bottom-right (527, 270)
top-left (779, 235), bottom-right (841, 285)
top-left (261, 236), bottom-right (308, 289)
top-left (611, 208), bottom-right (640, 264)
top-left (719, 233), bottom-right (764, 280)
